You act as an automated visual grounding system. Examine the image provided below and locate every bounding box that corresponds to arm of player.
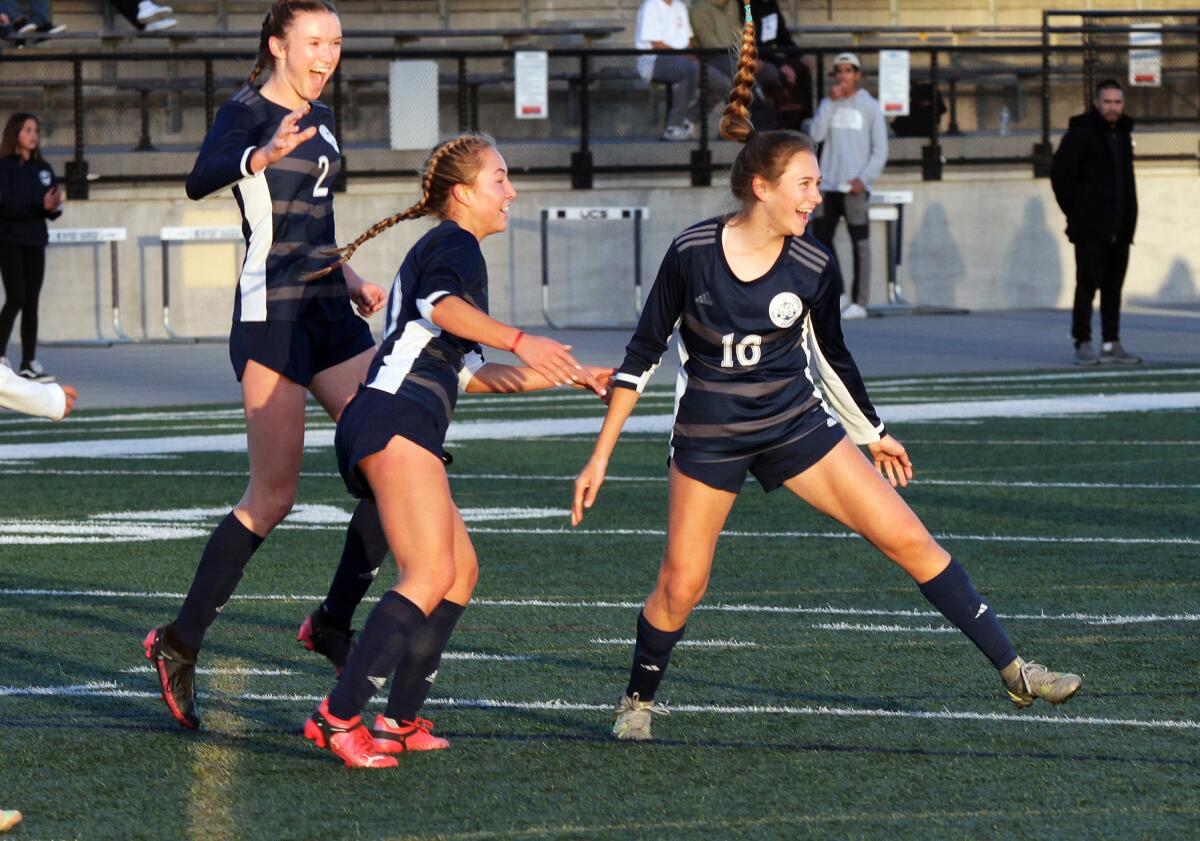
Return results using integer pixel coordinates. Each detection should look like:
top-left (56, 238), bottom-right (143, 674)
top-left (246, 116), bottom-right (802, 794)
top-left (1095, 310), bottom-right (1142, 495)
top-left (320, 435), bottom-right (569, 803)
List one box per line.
top-left (571, 385), bottom-right (640, 526)
top-left (466, 362), bottom-right (614, 397)
top-left (0, 366), bottom-right (76, 420)
top-left (429, 295), bottom-right (601, 393)
top-left (341, 263), bottom-right (386, 318)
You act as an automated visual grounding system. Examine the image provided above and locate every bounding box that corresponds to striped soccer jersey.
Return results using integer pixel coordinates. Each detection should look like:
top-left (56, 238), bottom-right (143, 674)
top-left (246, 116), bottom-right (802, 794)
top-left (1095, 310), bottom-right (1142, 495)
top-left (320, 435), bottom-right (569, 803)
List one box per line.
top-left (185, 85), bottom-right (350, 322)
top-left (614, 216), bottom-right (885, 455)
top-left (364, 220), bottom-right (488, 423)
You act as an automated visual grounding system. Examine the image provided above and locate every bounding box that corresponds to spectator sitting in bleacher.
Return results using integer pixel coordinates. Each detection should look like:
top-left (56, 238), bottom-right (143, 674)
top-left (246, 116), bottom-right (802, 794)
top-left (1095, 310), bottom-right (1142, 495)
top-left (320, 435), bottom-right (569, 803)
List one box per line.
top-left (0, 0), bottom-right (65, 37)
top-left (749, 0), bottom-right (813, 129)
top-left (107, 0), bottom-right (176, 32)
top-left (635, 0), bottom-right (724, 141)
top-left (690, 0), bottom-right (794, 131)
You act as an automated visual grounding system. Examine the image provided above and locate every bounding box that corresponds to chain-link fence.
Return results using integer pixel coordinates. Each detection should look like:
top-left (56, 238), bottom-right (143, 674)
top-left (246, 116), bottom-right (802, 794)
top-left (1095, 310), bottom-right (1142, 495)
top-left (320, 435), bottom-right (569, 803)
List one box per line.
top-left (0, 20), bottom-right (1195, 195)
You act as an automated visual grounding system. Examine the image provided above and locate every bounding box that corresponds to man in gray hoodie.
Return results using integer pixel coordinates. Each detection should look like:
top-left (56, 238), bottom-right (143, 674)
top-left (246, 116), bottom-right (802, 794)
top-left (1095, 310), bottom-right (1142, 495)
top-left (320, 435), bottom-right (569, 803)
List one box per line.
top-left (809, 52), bottom-right (888, 318)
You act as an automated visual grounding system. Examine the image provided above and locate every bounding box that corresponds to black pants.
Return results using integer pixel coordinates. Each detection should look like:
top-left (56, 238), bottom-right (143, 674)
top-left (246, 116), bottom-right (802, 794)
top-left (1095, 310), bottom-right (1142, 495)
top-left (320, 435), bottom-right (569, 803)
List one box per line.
top-left (107, 0), bottom-right (144, 27)
top-left (0, 243), bottom-right (47, 366)
top-left (811, 191), bottom-right (871, 307)
top-left (1072, 240), bottom-right (1130, 344)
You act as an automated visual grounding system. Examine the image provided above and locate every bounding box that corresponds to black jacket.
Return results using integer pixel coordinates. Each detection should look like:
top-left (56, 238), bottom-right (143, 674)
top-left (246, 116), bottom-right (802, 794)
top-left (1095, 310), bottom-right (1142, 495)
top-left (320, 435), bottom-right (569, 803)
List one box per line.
top-left (1050, 108), bottom-right (1137, 244)
top-left (0, 154), bottom-right (61, 247)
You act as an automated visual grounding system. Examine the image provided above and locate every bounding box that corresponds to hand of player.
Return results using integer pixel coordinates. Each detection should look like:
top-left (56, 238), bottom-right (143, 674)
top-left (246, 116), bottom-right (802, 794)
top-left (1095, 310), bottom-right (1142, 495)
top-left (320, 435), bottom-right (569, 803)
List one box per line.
top-left (568, 365), bottom-right (614, 402)
top-left (868, 434), bottom-right (912, 488)
top-left (571, 455), bottom-right (609, 526)
top-left (254, 105), bottom-right (317, 170)
top-left (59, 384), bottom-right (78, 418)
top-left (346, 275), bottom-right (386, 317)
top-left (513, 334), bottom-right (599, 392)
top-left (44, 185), bottom-right (62, 211)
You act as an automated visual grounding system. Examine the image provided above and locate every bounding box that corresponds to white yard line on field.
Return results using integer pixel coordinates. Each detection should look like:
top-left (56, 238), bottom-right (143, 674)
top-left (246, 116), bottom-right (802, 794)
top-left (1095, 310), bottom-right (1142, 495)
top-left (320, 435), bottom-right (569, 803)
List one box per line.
top-left (2, 588), bottom-right (1196, 626)
top-left (1, 391), bottom-right (1198, 460)
top-left (1, 682), bottom-right (1197, 731)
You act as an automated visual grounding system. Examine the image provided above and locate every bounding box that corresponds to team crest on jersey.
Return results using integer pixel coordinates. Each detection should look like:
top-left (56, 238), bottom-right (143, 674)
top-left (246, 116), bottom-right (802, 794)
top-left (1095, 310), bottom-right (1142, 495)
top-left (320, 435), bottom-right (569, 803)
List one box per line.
top-left (319, 124), bottom-right (339, 153)
top-left (38, 170), bottom-right (52, 188)
top-left (768, 292), bottom-right (803, 328)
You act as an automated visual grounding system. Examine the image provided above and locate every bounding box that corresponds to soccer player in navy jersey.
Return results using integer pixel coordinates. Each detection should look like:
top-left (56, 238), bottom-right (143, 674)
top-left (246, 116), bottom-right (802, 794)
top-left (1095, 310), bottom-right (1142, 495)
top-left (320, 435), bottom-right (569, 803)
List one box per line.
top-left (142, 0), bottom-right (393, 731)
top-left (572, 8), bottom-right (1082, 741)
top-left (297, 133), bottom-right (611, 767)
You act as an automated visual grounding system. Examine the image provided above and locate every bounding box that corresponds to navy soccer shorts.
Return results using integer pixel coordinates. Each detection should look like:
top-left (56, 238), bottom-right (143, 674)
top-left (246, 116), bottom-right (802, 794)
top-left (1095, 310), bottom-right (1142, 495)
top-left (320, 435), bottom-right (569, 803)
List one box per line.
top-left (229, 311), bottom-right (374, 387)
top-left (335, 386), bottom-right (452, 499)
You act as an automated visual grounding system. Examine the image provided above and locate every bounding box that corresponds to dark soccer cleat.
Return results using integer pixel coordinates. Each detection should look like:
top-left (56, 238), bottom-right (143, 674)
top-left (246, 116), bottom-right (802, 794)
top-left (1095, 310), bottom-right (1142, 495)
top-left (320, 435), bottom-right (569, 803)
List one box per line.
top-left (1001, 657), bottom-right (1082, 708)
top-left (143, 625), bottom-right (200, 729)
top-left (371, 714), bottom-right (450, 753)
top-left (297, 609), bottom-right (355, 677)
top-left (304, 699), bottom-right (398, 768)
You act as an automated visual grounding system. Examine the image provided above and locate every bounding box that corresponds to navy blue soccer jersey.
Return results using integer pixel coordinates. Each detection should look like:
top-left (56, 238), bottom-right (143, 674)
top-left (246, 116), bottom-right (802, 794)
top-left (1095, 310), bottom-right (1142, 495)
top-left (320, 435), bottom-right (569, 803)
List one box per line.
top-left (615, 216), bottom-right (886, 455)
top-left (364, 220), bottom-right (488, 423)
top-left (185, 85), bottom-right (350, 322)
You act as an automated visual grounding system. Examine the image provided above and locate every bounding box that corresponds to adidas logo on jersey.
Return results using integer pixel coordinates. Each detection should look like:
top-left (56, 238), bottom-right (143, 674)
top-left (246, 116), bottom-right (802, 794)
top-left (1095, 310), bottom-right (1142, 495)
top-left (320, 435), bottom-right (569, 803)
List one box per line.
top-left (694, 291), bottom-right (713, 306)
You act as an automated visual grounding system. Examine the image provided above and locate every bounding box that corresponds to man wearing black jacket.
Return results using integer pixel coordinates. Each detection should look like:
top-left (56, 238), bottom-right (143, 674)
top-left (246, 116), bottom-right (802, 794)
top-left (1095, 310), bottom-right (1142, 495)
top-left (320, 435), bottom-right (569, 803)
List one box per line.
top-left (1050, 79), bottom-right (1140, 365)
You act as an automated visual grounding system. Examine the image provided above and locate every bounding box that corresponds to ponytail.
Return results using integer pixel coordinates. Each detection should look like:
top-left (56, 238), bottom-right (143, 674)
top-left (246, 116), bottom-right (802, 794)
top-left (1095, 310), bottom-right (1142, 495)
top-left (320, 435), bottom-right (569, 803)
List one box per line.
top-left (304, 132), bottom-right (495, 280)
top-left (718, 4), bottom-right (758, 143)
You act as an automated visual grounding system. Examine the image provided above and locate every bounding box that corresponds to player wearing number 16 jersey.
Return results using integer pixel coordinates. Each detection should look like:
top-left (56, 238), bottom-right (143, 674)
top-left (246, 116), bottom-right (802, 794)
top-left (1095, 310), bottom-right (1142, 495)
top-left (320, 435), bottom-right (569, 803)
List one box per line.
top-left (573, 7), bottom-right (1080, 743)
top-left (143, 3), bottom-right (394, 755)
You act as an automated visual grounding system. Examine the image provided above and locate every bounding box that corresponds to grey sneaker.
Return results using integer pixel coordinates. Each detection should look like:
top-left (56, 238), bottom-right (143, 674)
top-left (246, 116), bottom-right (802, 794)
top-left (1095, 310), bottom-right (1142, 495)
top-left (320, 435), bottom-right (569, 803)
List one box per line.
top-left (1099, 341), bottom-right (1141, 365)
top-left (1000, 657), bottom-right (1081, 708)
top-left (1073, 342), bottom-right (1099, 366)
top-left (612, 692), bottom-right (669, 741)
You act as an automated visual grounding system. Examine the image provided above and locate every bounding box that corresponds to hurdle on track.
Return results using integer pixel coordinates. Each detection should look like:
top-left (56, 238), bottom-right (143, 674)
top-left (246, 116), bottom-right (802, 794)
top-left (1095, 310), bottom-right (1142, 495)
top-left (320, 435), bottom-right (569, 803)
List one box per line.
top-left (539, 207), bottom-right (648, 329)
top-left (158, 226), bottom-right (244, 341)
top-left (47, 227), bottom-right (131, 344)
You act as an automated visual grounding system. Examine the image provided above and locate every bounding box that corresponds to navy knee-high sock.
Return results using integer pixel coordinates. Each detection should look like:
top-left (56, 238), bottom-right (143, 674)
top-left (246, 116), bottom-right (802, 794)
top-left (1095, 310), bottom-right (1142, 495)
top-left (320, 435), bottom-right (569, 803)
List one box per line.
top-left (320, 499), bottom-right (389, 628)
top-left (625, 611), bottom-right (686, 701)
top-left (385, 599), bottom-right (465, 722)
top-left (918, 558), bottom-right (1017, 669)
top-left (328, 591), bottom-right (427, 721)
top-left (173, 512), bottom-right (264, 651)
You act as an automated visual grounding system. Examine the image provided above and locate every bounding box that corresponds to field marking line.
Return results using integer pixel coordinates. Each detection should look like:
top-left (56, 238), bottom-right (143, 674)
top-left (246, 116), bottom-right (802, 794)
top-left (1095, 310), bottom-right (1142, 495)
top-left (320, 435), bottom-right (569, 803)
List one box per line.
top-left (2, 391), bottom-right (1199, 460)
top-left (2, 587), bottom-right (1196, 626)
top-left (188, 660), bottom-right (244, 841)
top-left (2, 466), bottom-right (1198, 492)
top-left (3, 683), bottom-right (1198, 731)
top-left (590, 638), bottom-right (758, 648)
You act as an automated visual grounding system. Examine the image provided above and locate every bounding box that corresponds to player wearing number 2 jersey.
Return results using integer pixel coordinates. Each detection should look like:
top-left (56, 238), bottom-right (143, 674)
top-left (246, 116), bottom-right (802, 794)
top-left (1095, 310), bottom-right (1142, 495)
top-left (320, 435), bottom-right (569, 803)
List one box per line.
top-left (573, 7), bottom-right (1081, 742)
top-left (142, 0), bottom-right (394, 739)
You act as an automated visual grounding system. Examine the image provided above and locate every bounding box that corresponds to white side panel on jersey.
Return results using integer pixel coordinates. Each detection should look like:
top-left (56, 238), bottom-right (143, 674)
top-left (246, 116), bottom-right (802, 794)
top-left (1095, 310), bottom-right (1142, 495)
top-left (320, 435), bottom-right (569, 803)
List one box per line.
top-left (237, 171), bottom-right (273, 322)
top-left (369, 318), bottom-right (441, 395)
top-left (416, 291), bottom-right (451, 321)
top-left (802, 313), bottom-right (882, 444)
top-left (458, 349), bottom-right (486, 391)
top-left (670, 326), bottom-right (689, 458)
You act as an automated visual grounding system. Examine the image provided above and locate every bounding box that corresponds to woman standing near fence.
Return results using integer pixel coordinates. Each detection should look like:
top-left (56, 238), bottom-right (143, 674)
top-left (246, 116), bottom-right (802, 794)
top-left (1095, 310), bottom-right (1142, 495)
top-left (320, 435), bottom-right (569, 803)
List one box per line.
top-left (142, 0), bottom-right (394, 731)
top-left (0, 112), bottom-right (63, 383)
top-left (572, 8), bottom-right (1081, 742)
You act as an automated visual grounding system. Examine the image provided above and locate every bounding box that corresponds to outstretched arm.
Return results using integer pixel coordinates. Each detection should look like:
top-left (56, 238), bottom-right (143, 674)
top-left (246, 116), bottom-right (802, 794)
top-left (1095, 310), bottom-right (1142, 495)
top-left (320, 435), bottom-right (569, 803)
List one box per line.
top-left (571, 386), bottom-right (640, 526)
top-left (466, 362), bottom-right (613, 397)
top-left (430, 295), bottom-right (601, 393)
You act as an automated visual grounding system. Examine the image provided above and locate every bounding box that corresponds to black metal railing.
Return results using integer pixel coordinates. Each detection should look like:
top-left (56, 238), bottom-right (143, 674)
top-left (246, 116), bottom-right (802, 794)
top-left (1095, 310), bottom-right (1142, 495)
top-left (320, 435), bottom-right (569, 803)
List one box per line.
top-left (0, 22), bottom-right (1196, 197)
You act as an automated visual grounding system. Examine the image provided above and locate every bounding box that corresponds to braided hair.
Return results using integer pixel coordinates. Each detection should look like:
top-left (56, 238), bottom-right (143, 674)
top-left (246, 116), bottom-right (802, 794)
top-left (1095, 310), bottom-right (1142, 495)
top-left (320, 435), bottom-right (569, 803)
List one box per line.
top-left (720, 4), bottom-right (816, 209)
top-left (247, 0), bottom-right (339, 86)
top-left (304, 132), bottom-right (496, 280)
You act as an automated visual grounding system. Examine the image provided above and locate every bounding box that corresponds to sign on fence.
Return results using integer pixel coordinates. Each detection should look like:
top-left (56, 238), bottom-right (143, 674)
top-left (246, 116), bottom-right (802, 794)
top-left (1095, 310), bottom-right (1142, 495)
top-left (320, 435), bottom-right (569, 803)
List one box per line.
top-left (515, 51), bottom-right (549, 119)
top-left (1129, 24), bottom-right (1163, 87)
top-left (878, 50), bottom-right (911, 116)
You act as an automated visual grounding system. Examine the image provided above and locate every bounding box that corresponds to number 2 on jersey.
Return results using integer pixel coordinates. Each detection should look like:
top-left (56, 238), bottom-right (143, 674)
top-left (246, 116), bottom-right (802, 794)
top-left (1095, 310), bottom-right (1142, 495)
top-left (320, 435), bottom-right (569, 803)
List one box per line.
top-left (721, 333), bottom-right (762, 368)
top-left (313, 155), bottom-right (330, 197)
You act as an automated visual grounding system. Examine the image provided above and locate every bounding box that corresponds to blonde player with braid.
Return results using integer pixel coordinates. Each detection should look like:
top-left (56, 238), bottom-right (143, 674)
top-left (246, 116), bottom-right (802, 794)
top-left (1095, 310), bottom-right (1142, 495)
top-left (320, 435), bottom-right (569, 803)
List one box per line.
top-left (143, 0), bottom-right (396, 733)
top-left (573, 5), bottom-right (1081, 741)
top-left (302, 132), bottom-right (612, 767)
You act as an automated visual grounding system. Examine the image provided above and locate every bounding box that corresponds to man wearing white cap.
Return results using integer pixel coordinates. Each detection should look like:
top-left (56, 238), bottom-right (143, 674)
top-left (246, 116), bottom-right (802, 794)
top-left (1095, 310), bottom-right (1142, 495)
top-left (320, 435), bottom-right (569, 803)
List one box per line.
top-left (809, 52), bottom-right (888, 319)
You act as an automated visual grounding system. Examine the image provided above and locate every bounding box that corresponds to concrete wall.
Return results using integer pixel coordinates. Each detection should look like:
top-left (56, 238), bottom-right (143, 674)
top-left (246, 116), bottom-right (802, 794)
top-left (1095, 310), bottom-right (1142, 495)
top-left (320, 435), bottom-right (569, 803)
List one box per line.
top-left (30, 163), bottom-right (1199, 344)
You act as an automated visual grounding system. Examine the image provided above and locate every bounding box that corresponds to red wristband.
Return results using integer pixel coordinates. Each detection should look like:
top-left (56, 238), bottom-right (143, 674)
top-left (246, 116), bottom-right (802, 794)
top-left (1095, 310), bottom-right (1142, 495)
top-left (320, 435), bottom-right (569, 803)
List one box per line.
top-left (510, 330), bottom-right (525, 353)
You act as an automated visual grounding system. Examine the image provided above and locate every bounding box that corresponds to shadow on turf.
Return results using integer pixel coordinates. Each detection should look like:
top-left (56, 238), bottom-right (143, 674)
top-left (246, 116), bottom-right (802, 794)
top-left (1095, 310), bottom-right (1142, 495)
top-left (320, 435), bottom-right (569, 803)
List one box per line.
top-left (3, 711), bottom-right (1196, 769)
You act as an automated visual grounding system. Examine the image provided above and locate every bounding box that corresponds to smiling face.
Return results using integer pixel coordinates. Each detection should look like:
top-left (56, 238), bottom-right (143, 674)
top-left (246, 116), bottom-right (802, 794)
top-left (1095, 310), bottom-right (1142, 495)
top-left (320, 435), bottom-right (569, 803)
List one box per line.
top-left (270, 10), bottom-right (342, 105)
top-left (451, 146), bottom-right (517, 240)
top-left (754, 150), bottom-right (823, 238)
top-left (16, 117), bottom-right (39, 158)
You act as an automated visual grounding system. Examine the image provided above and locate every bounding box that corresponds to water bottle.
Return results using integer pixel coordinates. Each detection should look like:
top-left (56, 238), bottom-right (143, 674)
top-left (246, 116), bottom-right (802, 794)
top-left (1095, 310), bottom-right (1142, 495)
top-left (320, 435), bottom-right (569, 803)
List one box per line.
top-left (999, 106), bottom-right (1010, 136)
